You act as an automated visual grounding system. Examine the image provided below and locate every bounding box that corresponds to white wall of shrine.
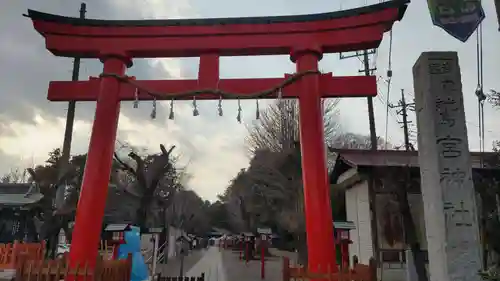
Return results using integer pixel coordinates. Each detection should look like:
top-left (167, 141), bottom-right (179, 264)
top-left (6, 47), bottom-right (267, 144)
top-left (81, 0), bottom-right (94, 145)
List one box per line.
top-left (344, 175), bottom-right (422, 281)
top-left (344, 173), bottom-right (374, 266)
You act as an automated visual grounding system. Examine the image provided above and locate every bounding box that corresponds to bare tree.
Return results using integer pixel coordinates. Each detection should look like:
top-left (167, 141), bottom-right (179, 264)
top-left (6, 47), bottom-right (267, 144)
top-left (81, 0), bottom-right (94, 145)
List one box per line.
top-left (26, 166), bottom-right (79, 258)
top-left (329, 132), bottom-right (387, 150)
top-left (165, 189), bottom-right (210, 234)
top-left (1, 169), bottom-right (30, 183)
top-left (230, 98), bottom-right (390, 265)
top-left (113, 143), bottom-right (179, 229)
top-left (219, 169), bottom-right (252, 232)
top-left (246, 99), bottom-right (338, 243)
top-left (246, 99), bottom-right (340, 153)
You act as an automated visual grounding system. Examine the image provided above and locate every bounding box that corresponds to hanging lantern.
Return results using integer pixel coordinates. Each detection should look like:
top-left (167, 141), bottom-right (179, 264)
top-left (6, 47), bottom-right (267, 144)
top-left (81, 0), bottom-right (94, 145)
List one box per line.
top-left (133, 88), bottom-right (139, 108)
top-left (193, 96), bottom-right (199, 116)
top-left (169, 99), bottom-right (174, 120)
top-left (218, 96), bottom-right (223, 116)
top-left (255, 99), bottom-right (260, 120)
top-left (236, 98), bottom-right (242, 123)
top-left (150, 97), bottom-right (157, 119)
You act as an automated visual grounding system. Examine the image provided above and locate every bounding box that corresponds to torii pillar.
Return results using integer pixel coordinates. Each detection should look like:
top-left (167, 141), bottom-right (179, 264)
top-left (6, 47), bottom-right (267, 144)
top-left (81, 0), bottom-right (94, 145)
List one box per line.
top-left (292, 47), bottom-right (335, 269)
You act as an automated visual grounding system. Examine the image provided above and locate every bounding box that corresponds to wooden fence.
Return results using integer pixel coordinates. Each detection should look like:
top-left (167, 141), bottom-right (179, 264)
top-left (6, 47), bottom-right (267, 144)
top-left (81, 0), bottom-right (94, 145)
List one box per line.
top-left (282, 256), bottom-right (376, 281)
top-left (156, 272), bottom-right (205, 281)
top-left (15, 254), bottom-right (132, 281)
top-left (0, 241), bottom-right (46, 269)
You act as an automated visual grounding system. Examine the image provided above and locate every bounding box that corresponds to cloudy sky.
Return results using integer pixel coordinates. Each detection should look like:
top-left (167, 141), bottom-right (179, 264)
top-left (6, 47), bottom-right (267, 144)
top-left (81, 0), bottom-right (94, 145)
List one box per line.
top-left (0, 0), bottom-right (499, 201)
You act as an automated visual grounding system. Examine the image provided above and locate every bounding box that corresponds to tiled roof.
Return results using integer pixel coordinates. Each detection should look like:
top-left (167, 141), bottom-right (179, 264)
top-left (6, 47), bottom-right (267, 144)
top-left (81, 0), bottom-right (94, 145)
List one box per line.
top-left (328, 149), bottom-right (500, 185)
top-left (0, 183), bottom-right (43, 207)
top-left (0, 193), bottom-right (44, 207)
top-left (0, 183), bottom-right (33, 194)
top-left (329, 149), bottom-right (499, 169)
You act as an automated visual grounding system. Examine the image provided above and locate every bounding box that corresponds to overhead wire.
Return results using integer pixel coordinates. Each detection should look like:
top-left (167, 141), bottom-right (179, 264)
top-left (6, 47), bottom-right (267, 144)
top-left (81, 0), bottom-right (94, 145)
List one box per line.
top-left (374, 88), bottom-right (399, 145)
top-left (376, 80), bottom-right (401, 124)
top-left (467, 121), bottom-right (500, 139)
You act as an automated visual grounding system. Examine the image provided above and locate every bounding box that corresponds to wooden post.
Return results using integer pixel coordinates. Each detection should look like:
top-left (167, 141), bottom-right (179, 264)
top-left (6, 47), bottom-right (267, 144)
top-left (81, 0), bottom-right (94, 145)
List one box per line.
top-left (282, 257), bottom-right (290, 281)
top-left (260, 238), bottom-right (265, 279)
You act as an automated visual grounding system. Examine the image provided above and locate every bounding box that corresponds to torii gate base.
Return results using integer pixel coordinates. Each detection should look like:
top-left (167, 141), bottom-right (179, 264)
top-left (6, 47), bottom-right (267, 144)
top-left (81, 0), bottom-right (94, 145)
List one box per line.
top-left (27, 0), bottom-right (407, 275)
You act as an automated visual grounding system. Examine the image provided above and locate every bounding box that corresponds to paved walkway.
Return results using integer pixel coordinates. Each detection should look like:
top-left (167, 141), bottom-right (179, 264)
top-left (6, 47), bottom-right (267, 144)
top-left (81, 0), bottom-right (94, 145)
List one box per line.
top-left (172, 247), bottom-right (294, 281)
top-left (220, 248), bottom-right (291, 281)
top-left (155, 249), bottom-right (205, 276)
top-left (186, 247), bottom-right (227, 281)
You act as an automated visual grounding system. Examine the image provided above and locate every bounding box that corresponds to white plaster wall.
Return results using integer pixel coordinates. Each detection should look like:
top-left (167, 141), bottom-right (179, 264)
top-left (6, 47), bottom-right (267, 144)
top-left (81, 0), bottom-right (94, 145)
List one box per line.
top-left (345, 180), bottom-right (373, 265)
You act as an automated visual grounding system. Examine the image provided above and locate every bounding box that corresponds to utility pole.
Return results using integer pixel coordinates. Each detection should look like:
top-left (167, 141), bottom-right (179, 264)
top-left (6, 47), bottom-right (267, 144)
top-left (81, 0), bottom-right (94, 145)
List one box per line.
top-left (340, 48), bottom-right (379, 269)
top-left (389, 89), bottom-right (415, 151)
top-left (389, 89), bottom-right (428, 281)
top-left (56, 3), bottom-right (87, 208)
top-left (363, 51), bottom-right (378, 151)
top-left (340, 49), bottom-right (378, 150)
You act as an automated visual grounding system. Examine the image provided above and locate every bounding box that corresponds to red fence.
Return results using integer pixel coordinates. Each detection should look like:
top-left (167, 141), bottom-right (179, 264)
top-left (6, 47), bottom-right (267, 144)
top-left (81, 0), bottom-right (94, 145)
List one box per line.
top-left (282, 256), bottom-right (376, 281)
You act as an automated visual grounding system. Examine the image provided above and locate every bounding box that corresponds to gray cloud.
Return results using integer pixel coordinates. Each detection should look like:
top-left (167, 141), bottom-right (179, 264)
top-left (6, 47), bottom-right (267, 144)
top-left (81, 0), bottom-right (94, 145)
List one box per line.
top-left (1, 0), bottom-right (500, 201)
top-left (0, 0), bottom-right (253, 201)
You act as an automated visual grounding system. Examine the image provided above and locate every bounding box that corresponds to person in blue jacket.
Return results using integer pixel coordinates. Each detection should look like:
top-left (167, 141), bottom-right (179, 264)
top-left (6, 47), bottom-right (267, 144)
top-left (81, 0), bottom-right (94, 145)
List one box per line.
top-left (117, 226), bottom-right (149, 281)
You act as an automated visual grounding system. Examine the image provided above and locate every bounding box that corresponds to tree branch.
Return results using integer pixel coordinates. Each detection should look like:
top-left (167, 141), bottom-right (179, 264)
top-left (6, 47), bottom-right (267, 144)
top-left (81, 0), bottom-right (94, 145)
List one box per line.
top-left (26, 168), bottom-right (38, 183)
top-left (128, 152), bottom-right (147, 188)
top-left (113, 152), bottom-right (137, 176)
top-left (160, 144), bottom-right (176, 156)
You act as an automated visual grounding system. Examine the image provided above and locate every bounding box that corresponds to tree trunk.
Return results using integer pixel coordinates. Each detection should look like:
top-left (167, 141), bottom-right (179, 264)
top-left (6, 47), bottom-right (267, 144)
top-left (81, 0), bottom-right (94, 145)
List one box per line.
top-left (61, 216), bottom-right (73, 243)
top-left (136, 185), bottom-right (157, 229)
top-left (45, 235), bottom-right (58, 259)
top-left (396, 186), bottom-right (428, 281)
top-left (136, 206), bottom-right (148, 229)
top-left (26, 213), bottom-right (39, 242)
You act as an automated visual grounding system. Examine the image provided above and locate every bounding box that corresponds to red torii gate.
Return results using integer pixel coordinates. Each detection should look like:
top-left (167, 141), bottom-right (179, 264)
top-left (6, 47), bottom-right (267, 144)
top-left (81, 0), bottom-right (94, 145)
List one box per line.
top-left (26, 0), bottom-right (408, 273)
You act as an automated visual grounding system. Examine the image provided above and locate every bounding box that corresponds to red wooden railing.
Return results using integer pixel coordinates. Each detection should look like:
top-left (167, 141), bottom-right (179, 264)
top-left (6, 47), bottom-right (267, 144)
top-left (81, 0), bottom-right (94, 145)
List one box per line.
top-left (282, 256), bottom-right (376, 281)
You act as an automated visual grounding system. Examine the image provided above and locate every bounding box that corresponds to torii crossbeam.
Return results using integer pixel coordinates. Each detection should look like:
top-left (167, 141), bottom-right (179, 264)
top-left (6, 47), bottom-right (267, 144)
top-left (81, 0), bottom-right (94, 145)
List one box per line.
top-left (26, 0), bottom-right (408, 274)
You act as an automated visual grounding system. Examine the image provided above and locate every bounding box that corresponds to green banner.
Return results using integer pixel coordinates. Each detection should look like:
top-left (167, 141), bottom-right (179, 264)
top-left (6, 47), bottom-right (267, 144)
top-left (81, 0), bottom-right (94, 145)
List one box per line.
top-left (427, 0), bottom-right (485, 42)
top-left (495, 0), bottom-right (500, 30)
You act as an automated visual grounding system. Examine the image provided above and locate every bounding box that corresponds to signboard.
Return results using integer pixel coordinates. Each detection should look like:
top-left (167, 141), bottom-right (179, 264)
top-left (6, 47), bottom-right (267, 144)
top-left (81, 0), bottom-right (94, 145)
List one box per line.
top-left (148, 227), bottom-right (163, 234)
top-left (257, 228), bottom-right (272, 235)
top-left (104, 224), bottom-right (131, 232)
top-left (427, 0), bottom-right (485, 42)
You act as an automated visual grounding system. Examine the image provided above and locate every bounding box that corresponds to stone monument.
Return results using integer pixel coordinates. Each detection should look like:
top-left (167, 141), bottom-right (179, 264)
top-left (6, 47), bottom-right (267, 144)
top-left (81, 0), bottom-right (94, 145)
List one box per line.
top-left (413, 52), bottom-right (482, 281)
